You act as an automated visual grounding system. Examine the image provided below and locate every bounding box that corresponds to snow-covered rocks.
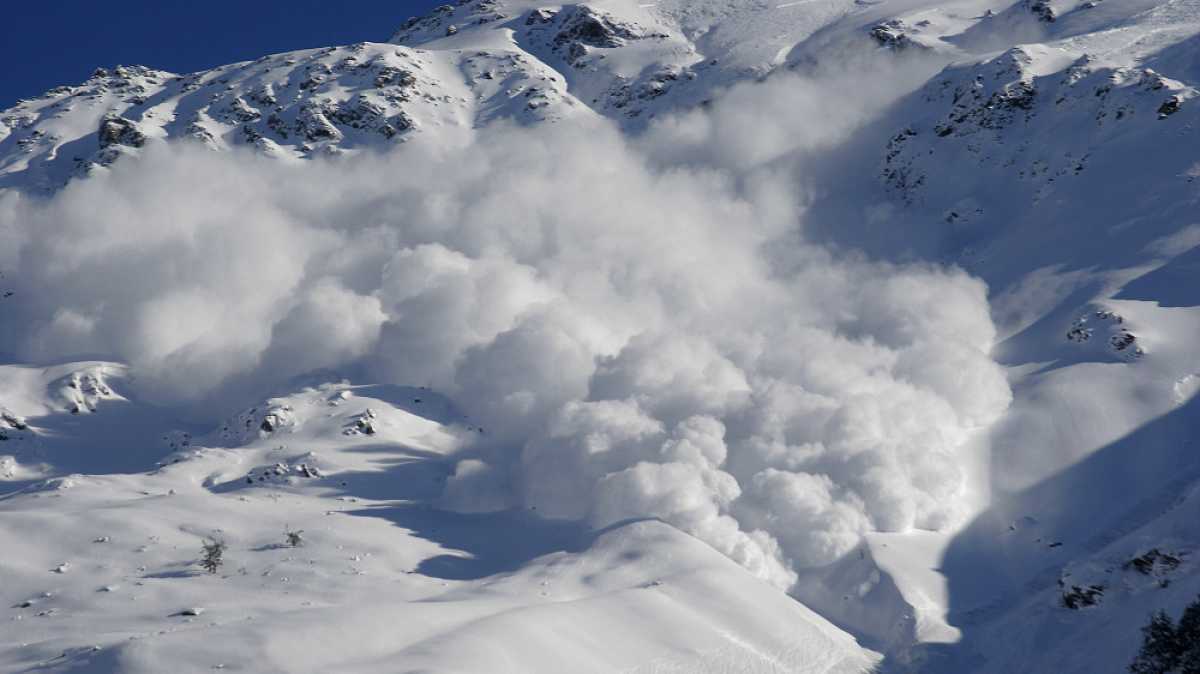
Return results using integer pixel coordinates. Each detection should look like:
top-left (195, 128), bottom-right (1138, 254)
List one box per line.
top-left (391, 0), bottom-right (509, 45)
top-left (1025, 0), bottom-right (1056, 23)
top-left (1066, 308), bottom-right (1144, 359)
top-left (1, 408), bottom-right (29, 439)
top-left (55, 367), bottom-right (119, 415)
top-left (0, 41), bottom-right (557, 189)
top-left (241, 458), bottom-right (323, 486)
top-left (97, 115), bottom-right (146, 150)
top-left (869, 20), bottom-right (930, 52)
top-left (215, 403), bottom-right (298, 445)
top-left (882, 45), bottom-right (1197, 207)
top-left (1058, 546), bottom-right (1189, 610)
top-left (542, 5), bottom-right (658, 62)
top-left (343, 408), bottom-right (377, 436)
top-left (1125, 548), bottom-right (1184, 580)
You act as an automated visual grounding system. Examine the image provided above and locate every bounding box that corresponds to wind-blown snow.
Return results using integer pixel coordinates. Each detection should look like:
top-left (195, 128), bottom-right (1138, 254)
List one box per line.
top-left (1, 103), bottom-right (1010, 585)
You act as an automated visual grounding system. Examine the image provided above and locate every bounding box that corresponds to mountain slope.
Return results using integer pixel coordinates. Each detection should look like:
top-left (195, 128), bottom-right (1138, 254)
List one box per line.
top-left (5, 1), bottom-right (1200, 672)
top-left (0, 363), bottom-right (878, 673)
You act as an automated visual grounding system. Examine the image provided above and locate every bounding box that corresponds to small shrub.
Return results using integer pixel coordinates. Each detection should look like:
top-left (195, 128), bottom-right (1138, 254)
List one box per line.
top-left (285, 528), bottom-right (304, 548)
top-left (200, 538), bottom-right (226, 574)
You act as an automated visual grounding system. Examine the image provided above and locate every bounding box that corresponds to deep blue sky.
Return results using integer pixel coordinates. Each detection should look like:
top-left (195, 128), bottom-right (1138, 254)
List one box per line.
top-left (1, 0), bottom-right (443, 109)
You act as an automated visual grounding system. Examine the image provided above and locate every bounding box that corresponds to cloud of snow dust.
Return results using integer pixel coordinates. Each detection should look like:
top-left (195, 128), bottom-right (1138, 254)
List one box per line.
top-left (0, 61), bottom-right (1010, 587)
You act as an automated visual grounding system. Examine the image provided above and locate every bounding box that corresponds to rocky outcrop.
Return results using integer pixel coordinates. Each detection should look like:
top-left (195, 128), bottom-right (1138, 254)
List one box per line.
top-left (332, 94), bottom-right (411, 138)
top-left (881, 49), bottom-right (1196, 205)
top-left (216, 402), bottom-right (297, 445)
top-left (97, 115), bottom-right (146, 149)
top-left (243, 458), bottom-right (324, 485)
top-left (1025, 0), bottom-right (1056, 23)
top-left (344, 408), bottom-right (378, 436)
top-left (391, 0), bottom-right (507, 45)
top-left (551, 6), bottom-right (645, 50)
top-left (295, 102), bottom-right (344, 142)
top-left (0, 43), bottom-right (444, 188)
top-left (0, 408), bottom-right (30, 443)
top-left (869, 20), bottom-right (928, 52)
top-left (55, 367), bottom-right (119, 415)
top-left (525, 5), bottom-right (666, 69)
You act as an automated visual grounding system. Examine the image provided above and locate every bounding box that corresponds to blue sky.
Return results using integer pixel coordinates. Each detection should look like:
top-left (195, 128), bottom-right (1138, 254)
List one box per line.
top-left (1, 0), bottom-right (443, 109)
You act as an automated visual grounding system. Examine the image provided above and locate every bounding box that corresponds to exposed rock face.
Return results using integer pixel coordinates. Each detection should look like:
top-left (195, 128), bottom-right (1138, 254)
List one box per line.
top-left (1025, 0), bottom-right (1056, 22)
top-left (529, 5), bottom-right (666, 69)
top-left (1124, 549), bottom-right (1182, 576)
top-left (222, 97), bottom-right (262, 123)
top-left (508, 3), bottom-right (690, 122)
top-left (606, 66), bottom-right (687, 110)
top-left (97, 115), bottom-right (146, 149)
top-left (373, 65), bottom-right (416, 89)
top-left (391, 0), bottom-right (506, 45)
top-left (295, 102), bottom-right (344, 142)
top-left (551, 5), bottom-right (644, 51)
top-left (332, 95), bottom-right (411, 138)
top-left (869, 20), bottom-right (927, 52)
top-left (1060, 583), bottom-right (1104, 609)
top-left (1158, 95), bottom-right (1183, 118)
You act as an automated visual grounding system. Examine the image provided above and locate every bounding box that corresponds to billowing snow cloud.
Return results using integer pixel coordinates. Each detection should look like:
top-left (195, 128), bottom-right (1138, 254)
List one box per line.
top-left (0, 68), bottom-right (1010, 587)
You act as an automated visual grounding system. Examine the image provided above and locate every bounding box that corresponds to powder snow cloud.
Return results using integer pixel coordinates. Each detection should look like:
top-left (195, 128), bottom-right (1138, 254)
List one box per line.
top-left (0, 64), bottom-right (1011, 587)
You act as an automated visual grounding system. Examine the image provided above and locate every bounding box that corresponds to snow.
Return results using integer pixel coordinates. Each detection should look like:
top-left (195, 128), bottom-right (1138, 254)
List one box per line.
top-left (4, 0), bottom-right (1200, 671)
top-left (0, 367), bottom-right (876, 673)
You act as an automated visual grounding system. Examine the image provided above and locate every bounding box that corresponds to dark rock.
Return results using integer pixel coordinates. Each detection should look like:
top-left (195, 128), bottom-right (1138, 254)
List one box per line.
top-left (1026, 0), bottom-right (1056, 22)
top-left (870, 21), bottom-right (925, 51)
top-left (97, 116), bottom-right (146, 149)
top-left (1125, 549), bottom-right (1183, 575)
top-left (1158, 95), bottom-right (1182, 119)
top-left (1061, 584), bottom-right (1104, 609)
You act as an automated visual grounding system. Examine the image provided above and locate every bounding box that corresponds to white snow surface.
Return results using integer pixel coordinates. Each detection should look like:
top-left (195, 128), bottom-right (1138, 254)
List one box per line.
top-left (0, 369), bottom-right (876, 673)
top-left (3, 0), bottom-right (1200, 672)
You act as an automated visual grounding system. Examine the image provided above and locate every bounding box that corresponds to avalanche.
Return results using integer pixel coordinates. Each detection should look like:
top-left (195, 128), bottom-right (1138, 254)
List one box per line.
top-left (3, 1), bottom-right (1200, 672)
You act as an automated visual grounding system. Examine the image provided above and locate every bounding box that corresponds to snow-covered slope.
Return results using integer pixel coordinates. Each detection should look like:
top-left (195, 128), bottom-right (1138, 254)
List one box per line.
top-left (794, 0), bottom-right (1200, 670)
top-left (5, 0), bottom-right (1200, 672)
top-left (0, 363), bottom-right (877, 673)
top-left (0, 0), bottom-right (992, 192)
top-left (0, 41), bottom-right (585, 194)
